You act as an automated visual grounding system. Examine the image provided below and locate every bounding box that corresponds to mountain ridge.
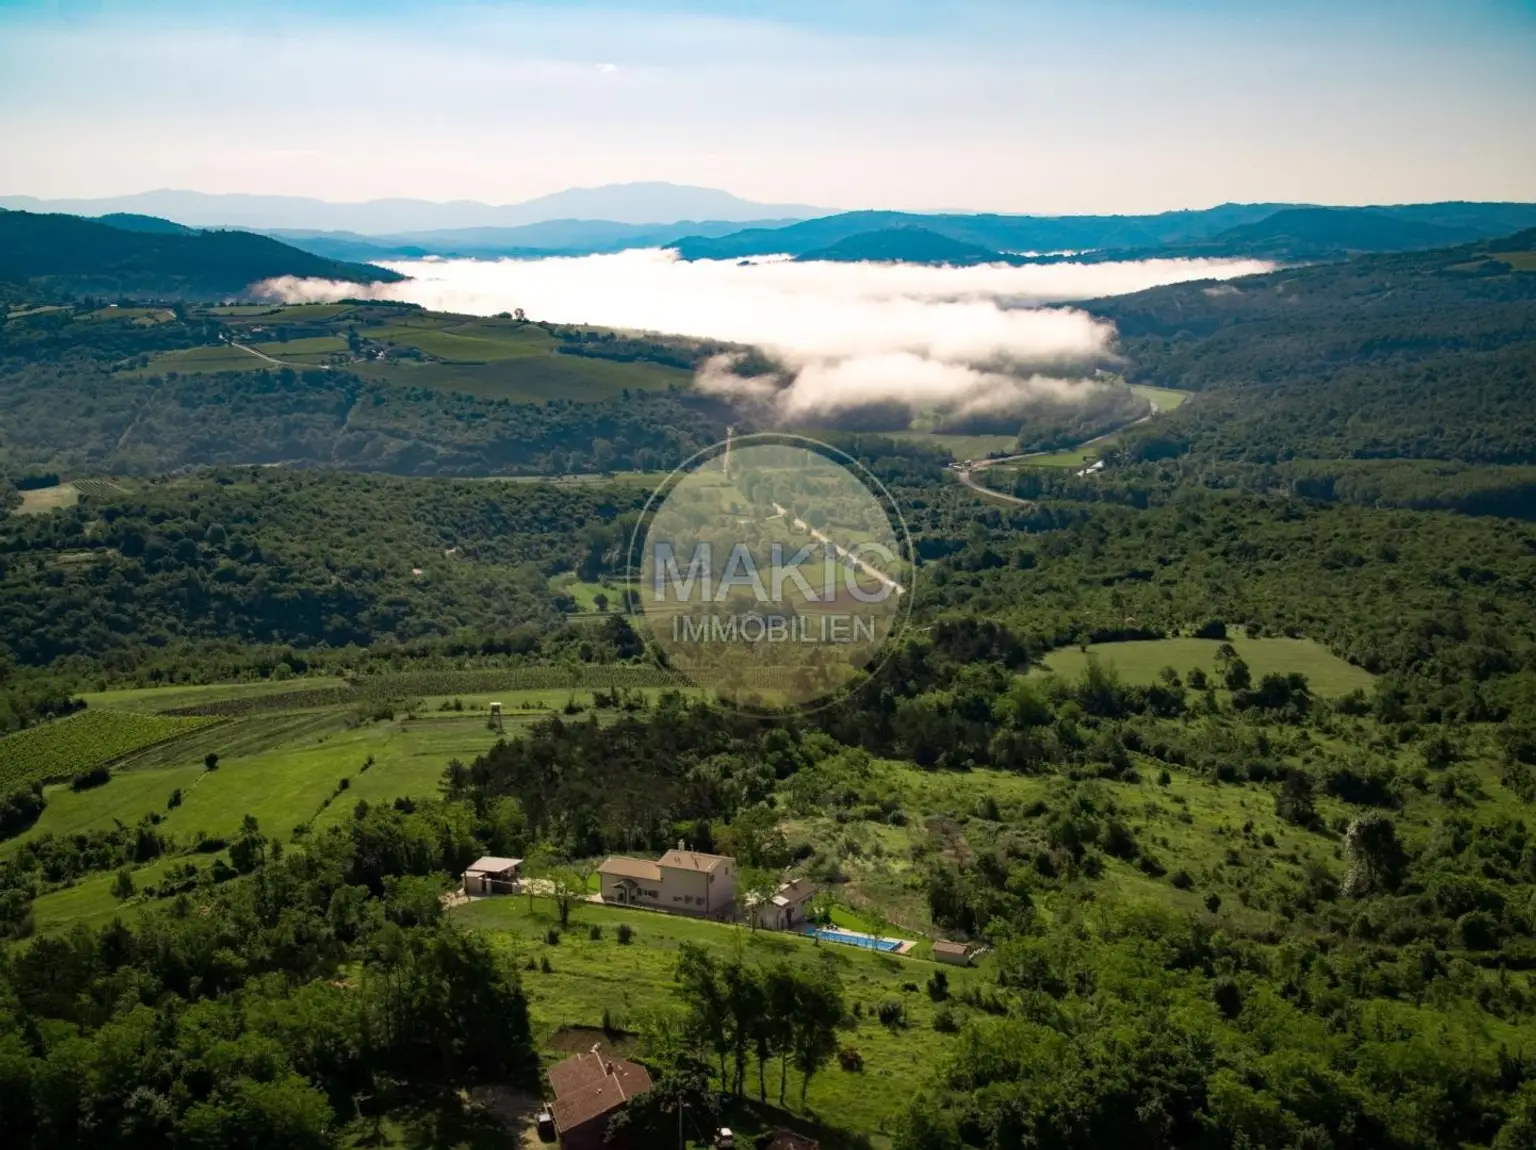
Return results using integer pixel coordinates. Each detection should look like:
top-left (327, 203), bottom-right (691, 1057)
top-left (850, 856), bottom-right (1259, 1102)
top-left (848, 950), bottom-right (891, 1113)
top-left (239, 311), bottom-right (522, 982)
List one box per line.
top-left (0, 183), bottom-right (831, 232)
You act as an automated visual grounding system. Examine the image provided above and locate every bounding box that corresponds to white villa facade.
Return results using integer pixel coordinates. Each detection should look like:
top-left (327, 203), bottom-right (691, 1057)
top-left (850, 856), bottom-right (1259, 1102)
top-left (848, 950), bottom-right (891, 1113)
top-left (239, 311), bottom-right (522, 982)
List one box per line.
top-left (597, 847), bottom-right (738, 918)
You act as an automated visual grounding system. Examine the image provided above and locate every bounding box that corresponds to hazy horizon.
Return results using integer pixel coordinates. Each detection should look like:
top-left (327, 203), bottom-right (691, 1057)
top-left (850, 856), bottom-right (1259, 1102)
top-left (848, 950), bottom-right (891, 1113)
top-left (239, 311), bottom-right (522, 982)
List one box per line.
top-left (2, 0), bottom-right (1533, 214)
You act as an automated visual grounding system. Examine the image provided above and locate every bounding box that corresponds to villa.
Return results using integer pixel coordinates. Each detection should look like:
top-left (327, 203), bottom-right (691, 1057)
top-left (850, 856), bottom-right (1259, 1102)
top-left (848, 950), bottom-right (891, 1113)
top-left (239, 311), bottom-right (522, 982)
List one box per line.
top-left (597, 845), bottom-right (737, 918)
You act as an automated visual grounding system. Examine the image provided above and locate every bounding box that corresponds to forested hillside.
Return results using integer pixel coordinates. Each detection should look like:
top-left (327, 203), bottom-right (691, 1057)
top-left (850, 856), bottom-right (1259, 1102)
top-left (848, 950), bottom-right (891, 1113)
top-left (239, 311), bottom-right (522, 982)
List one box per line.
top-left (1091, 233), bottom-right (1536, 464)
top-left (0, 211), bottom-right (402, 296)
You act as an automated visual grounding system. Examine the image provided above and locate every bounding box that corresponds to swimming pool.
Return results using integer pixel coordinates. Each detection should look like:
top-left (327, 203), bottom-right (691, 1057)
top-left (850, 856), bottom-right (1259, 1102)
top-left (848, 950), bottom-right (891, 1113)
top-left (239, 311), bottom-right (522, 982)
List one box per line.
top-left (801, 926), bottom-right (903, 952)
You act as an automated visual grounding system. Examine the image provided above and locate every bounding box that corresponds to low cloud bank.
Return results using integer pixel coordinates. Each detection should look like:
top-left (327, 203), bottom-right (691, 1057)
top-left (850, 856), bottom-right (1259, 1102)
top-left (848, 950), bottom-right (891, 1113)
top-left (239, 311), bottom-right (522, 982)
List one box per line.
top-left (261, 248), bottom-right (1271, 422)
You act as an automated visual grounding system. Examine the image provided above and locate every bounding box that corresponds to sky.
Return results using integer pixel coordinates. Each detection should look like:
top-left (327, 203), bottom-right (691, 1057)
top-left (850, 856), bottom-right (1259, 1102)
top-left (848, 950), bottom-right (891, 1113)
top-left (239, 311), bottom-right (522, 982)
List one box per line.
top-left (1, 0), bottom-right (1534, 213)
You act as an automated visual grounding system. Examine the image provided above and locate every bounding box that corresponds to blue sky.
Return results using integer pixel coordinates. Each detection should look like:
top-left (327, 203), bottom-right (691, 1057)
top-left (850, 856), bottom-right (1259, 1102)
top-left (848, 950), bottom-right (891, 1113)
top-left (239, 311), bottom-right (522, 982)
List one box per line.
top-left (1, 0), bottom-right (1532, 211)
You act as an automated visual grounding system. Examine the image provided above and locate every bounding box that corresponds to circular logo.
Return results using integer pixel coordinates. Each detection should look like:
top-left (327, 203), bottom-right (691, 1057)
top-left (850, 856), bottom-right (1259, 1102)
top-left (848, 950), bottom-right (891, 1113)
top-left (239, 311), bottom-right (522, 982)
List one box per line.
top-left (630, 433), bottom-right (914, 713)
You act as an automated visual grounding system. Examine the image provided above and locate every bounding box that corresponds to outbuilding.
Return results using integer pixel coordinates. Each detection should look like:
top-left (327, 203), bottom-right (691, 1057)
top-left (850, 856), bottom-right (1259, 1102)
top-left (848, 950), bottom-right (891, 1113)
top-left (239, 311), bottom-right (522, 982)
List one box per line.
top-left (931, 940), bottom-right (974, 966)
top-left (461, 856), bottom-right (523, 895)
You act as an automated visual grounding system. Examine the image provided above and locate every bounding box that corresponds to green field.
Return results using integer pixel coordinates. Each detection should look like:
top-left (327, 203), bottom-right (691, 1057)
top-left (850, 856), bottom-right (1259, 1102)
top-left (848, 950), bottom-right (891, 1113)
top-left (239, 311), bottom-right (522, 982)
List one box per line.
top-left (15, 483), bottom-right (79, 514)
top-left (1037, 634), bottom-right (1375, 696)
top-left (351, 353), bottom-right (687, 402)
top-left (883, 429), bottom-right (1019, 460)
top-left (0, 710), bottom-right (217, 788)
top-left (453, 895), bottom-right (982, 1146)
top-left (548, 573), bottom-right (634, 611)
top-left (1130, 384), bottom-right (1190, 411)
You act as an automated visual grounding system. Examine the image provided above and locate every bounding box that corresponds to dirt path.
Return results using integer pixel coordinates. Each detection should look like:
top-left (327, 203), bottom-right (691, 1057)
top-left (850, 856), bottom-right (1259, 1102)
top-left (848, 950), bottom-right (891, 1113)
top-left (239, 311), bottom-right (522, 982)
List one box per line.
top-left (230, 341), bottom-right (331, 370)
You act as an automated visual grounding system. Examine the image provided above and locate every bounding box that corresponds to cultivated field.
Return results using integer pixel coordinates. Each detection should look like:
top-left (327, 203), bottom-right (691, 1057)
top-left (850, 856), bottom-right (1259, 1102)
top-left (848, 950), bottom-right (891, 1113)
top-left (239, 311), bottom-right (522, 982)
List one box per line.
top-left (0, 710), bottom-right (216, 788)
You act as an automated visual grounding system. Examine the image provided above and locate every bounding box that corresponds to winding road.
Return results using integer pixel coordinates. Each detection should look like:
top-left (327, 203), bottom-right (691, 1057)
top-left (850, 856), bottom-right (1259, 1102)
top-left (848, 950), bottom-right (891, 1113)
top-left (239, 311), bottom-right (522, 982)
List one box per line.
top-left (955, 408), bottom-right (1160, 507)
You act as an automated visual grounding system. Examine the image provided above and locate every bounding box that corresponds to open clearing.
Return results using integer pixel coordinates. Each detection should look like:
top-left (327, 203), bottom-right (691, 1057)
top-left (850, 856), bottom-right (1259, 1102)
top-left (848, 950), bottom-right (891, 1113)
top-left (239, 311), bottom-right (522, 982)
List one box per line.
top-left (116, 306), bottom-right (692, 402)
top-left (883, 430), bottom-right (1019, 459)
top-left (15, 483), bottom-right (80, 514)
top-left (454, 895), bottom-right (983, 1147)
top-left (1037, 634), bottom-right (1375, 695)
top-left (1130, 383), bottom-right (1190, 411)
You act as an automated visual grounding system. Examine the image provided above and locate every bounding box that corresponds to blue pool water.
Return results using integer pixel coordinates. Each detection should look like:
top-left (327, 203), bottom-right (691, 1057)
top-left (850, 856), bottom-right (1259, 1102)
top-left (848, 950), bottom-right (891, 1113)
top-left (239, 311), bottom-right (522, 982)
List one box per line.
top-left (802, 926), bottom-right (902, 952)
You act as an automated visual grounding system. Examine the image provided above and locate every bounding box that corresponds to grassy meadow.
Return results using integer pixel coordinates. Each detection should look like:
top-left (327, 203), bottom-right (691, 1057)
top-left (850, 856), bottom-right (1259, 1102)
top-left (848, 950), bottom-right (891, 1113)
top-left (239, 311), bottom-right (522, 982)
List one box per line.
top-left (1036, 634), bottom-right (1375, 696)
top-left (453, 894), bottom-right (983, 1148)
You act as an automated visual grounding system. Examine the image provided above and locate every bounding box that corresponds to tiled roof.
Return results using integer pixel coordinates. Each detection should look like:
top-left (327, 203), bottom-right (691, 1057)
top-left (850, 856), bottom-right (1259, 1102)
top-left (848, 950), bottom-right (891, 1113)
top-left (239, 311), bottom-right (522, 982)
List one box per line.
top-left (932, 940), bottom-right (971, 955)
top-left (658, 849), bottom-right (733, 873)
top-left (599, 856), bottom-right (663, 882)
top-left (549, 1052), bottom-right (653, 1132)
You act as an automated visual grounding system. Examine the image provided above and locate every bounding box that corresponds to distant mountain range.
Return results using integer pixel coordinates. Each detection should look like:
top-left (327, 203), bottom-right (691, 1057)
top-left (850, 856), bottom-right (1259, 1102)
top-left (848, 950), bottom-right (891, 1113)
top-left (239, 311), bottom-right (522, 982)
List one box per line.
top-left (673, 202), bottom-right (1536, 263)
top-left (0, 183), bottom-right (830, 233)
top-left (0, 211), bottom-right (400, 297)
top-left (263, 218), bottom-right (808, 262)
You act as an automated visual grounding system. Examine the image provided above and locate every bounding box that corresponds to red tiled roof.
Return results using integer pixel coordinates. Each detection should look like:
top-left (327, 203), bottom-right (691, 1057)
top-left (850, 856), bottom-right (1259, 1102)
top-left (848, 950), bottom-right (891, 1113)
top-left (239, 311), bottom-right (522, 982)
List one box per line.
top-left (658, 849), bottom-right (732, 873)
top-left (548, 1052), bottom-right (653, 1133)
top-left (599, 856), bottom-right (663, 882)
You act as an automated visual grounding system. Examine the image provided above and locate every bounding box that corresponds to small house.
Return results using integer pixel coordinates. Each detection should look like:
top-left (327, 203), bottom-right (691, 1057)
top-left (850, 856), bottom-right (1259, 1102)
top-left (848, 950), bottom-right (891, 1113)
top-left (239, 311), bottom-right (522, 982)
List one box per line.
top-left (931, 940), bottom-right (974, 966)
top-left (461, 856), bottom-right (523, 895)
top-left (749, 877), bottom-right (816, 931)
top-left (548, 1049), bottom-right (653, 1150)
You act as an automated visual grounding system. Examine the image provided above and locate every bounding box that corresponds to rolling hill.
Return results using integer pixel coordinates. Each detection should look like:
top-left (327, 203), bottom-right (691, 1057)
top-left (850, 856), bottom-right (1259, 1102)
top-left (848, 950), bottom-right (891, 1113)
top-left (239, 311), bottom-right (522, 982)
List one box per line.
top-left (0, 211), bottom-right (402, 297)
top-left (795, 226), bottom-right (1011, 265)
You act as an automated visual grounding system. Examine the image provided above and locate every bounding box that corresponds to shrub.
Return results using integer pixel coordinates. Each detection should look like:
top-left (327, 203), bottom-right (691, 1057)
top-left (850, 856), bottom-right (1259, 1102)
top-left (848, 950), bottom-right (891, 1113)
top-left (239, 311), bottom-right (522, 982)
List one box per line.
top-left (876, 1000), bottom-right (906, 1027)
top-left (545, 928), bottom-right (560, 945)
top-left (1205, 893), bottom-right (1222, 914)
top-left (71, 766), bottom-right (111, 791)
top-left (838, 1047), bottom-right (864, 1071)
top-left (1171, 870), bottom-right (1194, 890)
top-left (204, 753), bottom-right (219, 770)
top-left (540, 955), bottom-right (553, 973)
top-left (932, 1006), bottom-right (959, 1033)
top-left (927, 969), bottom-right (949, 1001)
top-left (588, 924), bottom-right (603, 940)
top-left (616, 923), bottom-right (633, 944)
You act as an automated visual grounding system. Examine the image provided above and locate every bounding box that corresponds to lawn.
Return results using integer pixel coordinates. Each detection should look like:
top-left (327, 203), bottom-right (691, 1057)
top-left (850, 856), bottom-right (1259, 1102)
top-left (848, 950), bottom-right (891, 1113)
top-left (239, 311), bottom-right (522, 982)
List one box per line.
top-left (1036, 634), bottom-right (1375, 696)
top-left (453, 895), bottom-right (984, 1147)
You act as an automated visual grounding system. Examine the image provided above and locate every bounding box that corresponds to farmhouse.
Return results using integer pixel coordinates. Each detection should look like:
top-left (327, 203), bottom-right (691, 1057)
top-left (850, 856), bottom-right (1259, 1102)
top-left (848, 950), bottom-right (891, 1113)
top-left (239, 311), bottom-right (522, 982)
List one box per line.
top-left (749, 876), bottom-right (816, 931)
top-left (547, 1049), bottom-right (652, 1150)
top-left (598, 845), bottom-right (737, 918)
top-left (461, 856), bottom-right (522, 895)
